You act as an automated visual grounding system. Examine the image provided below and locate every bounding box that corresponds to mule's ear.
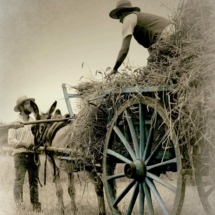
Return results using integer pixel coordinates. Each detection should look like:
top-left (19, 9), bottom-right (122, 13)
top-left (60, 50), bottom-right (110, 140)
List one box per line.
top-left (31, 101), bottom-right (40, 120)
top-left (47, 101), bottom-right (57, 116)
top-left (53, 109), bottom-right (62, 119)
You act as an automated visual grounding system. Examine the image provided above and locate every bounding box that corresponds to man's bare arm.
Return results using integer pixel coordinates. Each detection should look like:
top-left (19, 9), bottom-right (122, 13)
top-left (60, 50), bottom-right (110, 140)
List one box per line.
top-left (107, 35), bottom-right (132, 77)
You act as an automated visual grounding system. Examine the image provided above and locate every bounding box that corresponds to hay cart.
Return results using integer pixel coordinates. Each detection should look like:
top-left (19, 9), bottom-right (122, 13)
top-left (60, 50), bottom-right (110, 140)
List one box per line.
top-left (61, 83), bottom-right (215, 215)
top-left (63, 82), bottom-right (185, 215)
top-left (21, 83), bottom-right (214, 215)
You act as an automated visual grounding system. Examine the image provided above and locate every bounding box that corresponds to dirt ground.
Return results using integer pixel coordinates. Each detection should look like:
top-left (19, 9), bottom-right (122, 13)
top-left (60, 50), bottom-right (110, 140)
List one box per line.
top-left (0, 155), bottom-right (210, 215)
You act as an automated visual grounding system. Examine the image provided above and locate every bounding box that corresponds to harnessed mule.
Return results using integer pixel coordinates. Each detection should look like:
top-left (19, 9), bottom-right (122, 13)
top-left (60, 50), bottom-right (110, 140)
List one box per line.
top-left (31, 101), bottom-right (106, 215)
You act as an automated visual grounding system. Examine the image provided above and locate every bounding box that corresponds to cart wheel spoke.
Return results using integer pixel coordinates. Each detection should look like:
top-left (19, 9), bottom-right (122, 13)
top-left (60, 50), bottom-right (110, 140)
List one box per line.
top-left (147, 158), bottom-right (177, 171)
top-left (126, 182), bottom-right (139, 215)
top-left (138, 182), bottom-right (145, 215)
top-left (143, 111), bottom-right (157, 160)
top-left (113, 125), bottom-right (136, 161)
top-left (107, 149), bottom-right (132, 163)
top-left (139, 103), bottom-right (146, 158)
top-left (113, 180), bottom-right (136, 207)
top-left (145, 178), bottom-right (169, 215)
top-left (145, 130), bottom-right (168, 165)
top-left (205, 186), bottom-right (215, 197)
top-left (124, 109), bottom-right (139, 158)
top-left (146, 172), bottom-right (176, 193)
top-left (202, 181), bottom-right (213, 187)
top-left (107, 173), bottom-right (125, 181)
top-left (143, 182), bottom-right (154, 215)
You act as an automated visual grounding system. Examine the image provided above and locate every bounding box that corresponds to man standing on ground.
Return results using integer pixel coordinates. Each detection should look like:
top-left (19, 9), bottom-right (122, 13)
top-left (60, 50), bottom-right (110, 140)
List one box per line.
top-left (107, 0), bottom-right (171, 76)
top-left (8, 95), bottom-right (41, 212)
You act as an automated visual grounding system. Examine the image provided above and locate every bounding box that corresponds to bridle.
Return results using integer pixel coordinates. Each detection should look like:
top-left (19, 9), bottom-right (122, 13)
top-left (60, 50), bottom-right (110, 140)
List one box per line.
top-left (32, 115), bottom-right (54, 186)
top-left (33, 115), bottom-right (52, 150)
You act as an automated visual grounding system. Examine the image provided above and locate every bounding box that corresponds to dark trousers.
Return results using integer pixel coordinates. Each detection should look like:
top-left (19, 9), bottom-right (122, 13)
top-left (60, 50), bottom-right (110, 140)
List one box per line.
top-left (13, 153), bottom-right (41, 207)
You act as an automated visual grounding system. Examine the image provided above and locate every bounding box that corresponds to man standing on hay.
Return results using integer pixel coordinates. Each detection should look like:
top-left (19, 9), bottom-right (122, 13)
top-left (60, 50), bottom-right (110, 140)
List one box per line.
top-left (8, 96), bottom-right (42, 213)
top-left (107, 0), bottom-right (172, 77)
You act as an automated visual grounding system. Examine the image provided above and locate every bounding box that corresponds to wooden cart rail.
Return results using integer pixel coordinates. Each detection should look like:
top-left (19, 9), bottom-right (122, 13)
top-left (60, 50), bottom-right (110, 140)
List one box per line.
top-left (35, 146), bottom-right (80, 154)
top-left (34, 146), bottom-right (92, 161)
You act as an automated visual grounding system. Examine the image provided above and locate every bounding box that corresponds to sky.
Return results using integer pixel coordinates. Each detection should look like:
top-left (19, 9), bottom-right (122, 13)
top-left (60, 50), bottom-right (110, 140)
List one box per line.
top-left (0, 0), bottom-right (179, 122)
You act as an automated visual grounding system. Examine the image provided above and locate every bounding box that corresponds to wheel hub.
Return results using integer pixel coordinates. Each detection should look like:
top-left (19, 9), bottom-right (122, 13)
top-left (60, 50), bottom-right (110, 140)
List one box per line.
top-left (124, 159), bottom-right (146, 182)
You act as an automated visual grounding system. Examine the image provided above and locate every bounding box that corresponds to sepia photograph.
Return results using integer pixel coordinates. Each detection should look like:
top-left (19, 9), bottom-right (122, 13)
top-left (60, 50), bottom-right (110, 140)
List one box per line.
top-left (0, 0), bottom-right (214, 214)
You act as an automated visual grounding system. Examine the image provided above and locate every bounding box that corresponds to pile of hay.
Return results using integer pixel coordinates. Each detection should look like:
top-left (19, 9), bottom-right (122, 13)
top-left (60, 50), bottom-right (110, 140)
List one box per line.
top-left (67, 0), bottom-right (215, 166)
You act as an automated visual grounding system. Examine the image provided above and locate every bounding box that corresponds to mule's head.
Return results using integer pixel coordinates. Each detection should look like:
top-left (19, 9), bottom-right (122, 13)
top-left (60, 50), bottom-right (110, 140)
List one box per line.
top-left (31, 101), bottom-right (58, 147)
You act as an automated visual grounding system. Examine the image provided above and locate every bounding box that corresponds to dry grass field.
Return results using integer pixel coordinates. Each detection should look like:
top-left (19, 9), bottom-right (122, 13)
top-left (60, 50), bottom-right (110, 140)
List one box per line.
top-left (0, 155), bottom-right (111, 215)
top-left (0, 154), bottom-right (209, 215)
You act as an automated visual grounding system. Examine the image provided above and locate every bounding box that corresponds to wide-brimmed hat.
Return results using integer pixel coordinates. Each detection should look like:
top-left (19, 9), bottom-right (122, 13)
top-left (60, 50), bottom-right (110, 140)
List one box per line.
top-left (109, 0), bottom-right (140, 19)
top-left (14, 95), bottom-right (35, 112)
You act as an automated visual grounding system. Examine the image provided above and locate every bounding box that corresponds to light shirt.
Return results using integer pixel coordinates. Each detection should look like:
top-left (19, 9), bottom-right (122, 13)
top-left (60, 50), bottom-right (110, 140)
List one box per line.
top-left (8, 114), bottom-right (35, 155)
top-left (122, 14), bottom-right (137, 39)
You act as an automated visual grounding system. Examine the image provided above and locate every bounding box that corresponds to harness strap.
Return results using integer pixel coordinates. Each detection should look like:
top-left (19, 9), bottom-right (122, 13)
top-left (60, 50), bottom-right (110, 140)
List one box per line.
top-left (46, 120), bottom-right (71, 143)
top-left (42, 124), bottom-right (52, 145)
top-left (37, 177), bottom-right (43, 187)
top-left (44, 145), bottom-right (48, 186)
top-left (50, 154), bottom-right (57, 182)
top-left (43, 148), bottom-right (57, 185)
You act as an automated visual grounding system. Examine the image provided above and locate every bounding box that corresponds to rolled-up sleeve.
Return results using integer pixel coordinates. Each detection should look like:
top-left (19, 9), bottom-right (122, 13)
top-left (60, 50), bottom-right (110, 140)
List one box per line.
top-left (8, 128), bottom-right (20, 149)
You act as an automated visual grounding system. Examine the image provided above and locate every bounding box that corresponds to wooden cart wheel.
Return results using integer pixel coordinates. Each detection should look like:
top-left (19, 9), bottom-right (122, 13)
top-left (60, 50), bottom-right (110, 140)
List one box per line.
top-left (103, 96), bottom-right (185, 215)
top-left (193, 144), bottom-right (215, 215)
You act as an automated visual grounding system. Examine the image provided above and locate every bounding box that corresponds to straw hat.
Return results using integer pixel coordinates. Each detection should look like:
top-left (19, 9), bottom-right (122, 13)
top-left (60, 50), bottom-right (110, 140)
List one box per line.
top-left (109, 0), bottom-right (140, 19)
top-left (14, 95), bottom-right (35, 112)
